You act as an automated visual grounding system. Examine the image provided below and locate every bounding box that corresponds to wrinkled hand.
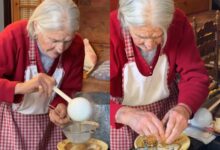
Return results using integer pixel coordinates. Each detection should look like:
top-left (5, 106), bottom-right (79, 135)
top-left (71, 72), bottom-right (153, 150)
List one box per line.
top-left (15, 73), bottom-right (56, 97)
top-left (116, 107), bottom-right (165, 142)
top-left (49, 103), bottom-right (71, 127)
top-left (162, 105), bottom-right (190, 144)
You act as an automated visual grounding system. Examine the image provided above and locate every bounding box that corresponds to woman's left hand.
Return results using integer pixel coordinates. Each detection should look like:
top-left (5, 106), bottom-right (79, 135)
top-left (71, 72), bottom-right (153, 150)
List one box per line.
top-left (162, 105), bottom-right (191, 144)
top-left (49, 103), bottom-right (71, 127)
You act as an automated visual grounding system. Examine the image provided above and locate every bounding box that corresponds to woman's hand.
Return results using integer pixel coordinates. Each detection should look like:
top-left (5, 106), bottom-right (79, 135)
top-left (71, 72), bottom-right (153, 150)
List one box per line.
top-left (116, 107), bottom-right (165, 142)
top-left (49, 103), bottom-right (71, 127)
top-left (15, 73), bottom-right (56, 97)
top-left (162, 105), bottom-right (191, 144)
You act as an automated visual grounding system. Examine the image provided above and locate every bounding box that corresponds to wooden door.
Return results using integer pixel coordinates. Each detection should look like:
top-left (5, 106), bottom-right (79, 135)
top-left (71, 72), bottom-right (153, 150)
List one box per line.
top-left (11, 0), bottom-right (43, 21)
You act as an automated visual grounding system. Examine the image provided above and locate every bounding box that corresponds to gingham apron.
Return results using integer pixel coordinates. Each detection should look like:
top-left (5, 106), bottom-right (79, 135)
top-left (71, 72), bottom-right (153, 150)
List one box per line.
top-left (0, 39), bottom-right (64, 150)
top-left (110, 30), bottom-right (178, 150)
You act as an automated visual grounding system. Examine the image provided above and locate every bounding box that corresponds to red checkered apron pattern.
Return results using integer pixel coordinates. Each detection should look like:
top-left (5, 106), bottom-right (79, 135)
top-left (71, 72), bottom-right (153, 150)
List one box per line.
top-left (110, 30), bottom-right (178, 150)
top-left (0, 102), bottom-right (63, 150)
top-left (0, 39), bottom-right (63, 150)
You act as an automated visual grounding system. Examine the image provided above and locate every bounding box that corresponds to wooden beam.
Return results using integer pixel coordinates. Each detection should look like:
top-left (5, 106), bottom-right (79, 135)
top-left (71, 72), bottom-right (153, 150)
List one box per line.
top-left (11, 0), bottom-right (21, 21)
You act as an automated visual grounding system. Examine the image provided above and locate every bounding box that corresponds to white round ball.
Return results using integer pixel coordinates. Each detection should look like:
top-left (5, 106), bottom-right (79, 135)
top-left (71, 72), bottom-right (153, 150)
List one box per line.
top-left (67, 97), bottom-right (92, 122)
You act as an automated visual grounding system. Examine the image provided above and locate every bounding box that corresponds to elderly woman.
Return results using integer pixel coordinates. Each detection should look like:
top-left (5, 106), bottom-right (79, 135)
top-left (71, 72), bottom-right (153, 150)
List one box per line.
top-left (0, 0), bottom-right (84, 149)
top-left (110, 0), bottom-right (209, 149)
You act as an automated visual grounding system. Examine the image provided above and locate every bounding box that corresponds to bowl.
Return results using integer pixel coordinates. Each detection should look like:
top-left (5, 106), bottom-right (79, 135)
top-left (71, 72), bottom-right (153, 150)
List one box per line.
top-left (57, 138), bottom-right (108, 150)
top-left (134, 134), bottom-right (190, 150)
top-left (62, 121), bottom-right (99, 144)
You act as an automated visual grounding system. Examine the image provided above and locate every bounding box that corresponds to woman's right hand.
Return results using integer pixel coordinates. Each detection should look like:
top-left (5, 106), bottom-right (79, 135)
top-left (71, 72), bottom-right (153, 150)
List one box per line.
top-left (49, 103), bottom-right (70, 127)
top-left (115, 107), bottom-right (165, 142)
top-left (15, 73), bottom-right (56, 97)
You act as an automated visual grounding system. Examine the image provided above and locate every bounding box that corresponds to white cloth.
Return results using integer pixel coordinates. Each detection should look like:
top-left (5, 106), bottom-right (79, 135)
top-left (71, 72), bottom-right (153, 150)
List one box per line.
top-left (184, 126), bottom-right (216, 144)
top-left (122, 54), bottom-right (170, 106)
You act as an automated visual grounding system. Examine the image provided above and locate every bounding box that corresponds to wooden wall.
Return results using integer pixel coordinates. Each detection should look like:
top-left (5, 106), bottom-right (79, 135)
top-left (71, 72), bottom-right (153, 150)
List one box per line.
top-left (175, 0), bottom-right (211, 15)
top-left (110, 0), bottom-right (212, 15)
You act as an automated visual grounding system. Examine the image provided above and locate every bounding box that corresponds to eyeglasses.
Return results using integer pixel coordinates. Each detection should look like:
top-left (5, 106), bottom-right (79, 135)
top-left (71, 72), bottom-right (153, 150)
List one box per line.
top-left (132, 32), bottom-right (164, 43)
top-left (42, 33), bottom-right (73, 46)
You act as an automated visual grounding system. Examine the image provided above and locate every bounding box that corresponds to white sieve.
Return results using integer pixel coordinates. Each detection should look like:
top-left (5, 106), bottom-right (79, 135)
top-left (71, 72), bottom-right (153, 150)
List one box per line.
top-left (62, 121), bottom-right (99, 144)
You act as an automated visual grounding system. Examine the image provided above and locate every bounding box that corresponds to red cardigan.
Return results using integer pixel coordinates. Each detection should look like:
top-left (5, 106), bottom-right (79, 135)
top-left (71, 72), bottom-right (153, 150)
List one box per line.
top-left (0, 20), bottom-right (84, 107)
top-left (110, 9), bottom-right (209, 127)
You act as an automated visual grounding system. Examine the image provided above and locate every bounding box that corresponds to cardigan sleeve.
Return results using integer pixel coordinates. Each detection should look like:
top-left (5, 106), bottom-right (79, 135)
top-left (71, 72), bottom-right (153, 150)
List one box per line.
top-left (0, 23), bottom-right (24, 103)
top-left (176, 16), bottom-right (209, 113)
top-left (110, 10), bottom-right (125, 128)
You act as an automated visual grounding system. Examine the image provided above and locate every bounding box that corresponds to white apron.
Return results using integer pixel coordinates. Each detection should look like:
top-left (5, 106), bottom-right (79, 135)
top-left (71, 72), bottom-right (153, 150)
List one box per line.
top-left (122, 30), bottom-right (170, 106)
top-left (110, 30), bottom-right (178, 150)
top-left (12, 39), bottom-right (65, 114)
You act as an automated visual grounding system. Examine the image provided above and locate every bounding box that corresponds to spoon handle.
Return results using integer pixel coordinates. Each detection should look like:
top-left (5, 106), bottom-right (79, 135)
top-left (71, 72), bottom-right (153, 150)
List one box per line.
top-left (53, 86), bottom-right (71, 103)
top-left (208, 98), bottom-right (220, 112)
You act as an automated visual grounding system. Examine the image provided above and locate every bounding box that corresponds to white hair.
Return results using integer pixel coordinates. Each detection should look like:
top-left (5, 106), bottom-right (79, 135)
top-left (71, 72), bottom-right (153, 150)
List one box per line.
top-left (118, 0), bottom-right (174, 47)
top-left (27, 0), bottom-right (80, 39)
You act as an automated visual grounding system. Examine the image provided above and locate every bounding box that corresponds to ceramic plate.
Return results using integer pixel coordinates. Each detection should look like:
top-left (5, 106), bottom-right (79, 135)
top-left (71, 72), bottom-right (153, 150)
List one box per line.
top-left (134, 134), bottom-right (190, 150)
top-left (57, 138), bottom-right (108, 150)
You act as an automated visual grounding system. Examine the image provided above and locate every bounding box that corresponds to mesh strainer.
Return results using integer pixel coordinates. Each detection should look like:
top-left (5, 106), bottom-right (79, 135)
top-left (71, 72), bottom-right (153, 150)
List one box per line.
top-left (62, 121), bottom-right (99, 144)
